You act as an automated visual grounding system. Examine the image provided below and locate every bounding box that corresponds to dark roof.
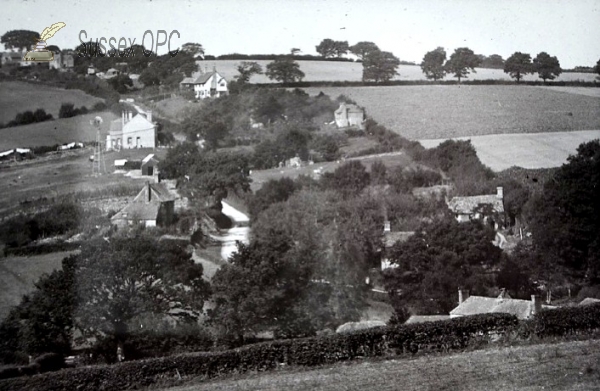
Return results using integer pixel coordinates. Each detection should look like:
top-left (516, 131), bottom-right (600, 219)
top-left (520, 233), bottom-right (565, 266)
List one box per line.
top-left (405, 315), bottom-right (450, 324)
top-left (132, 182), bottom-right (177, 203)
top-left (447, 195), bottom-right (504, 215)
top-left (335, 103), bottom-right (363, 115)
top-left (111, 202), bottom-right (160, 221)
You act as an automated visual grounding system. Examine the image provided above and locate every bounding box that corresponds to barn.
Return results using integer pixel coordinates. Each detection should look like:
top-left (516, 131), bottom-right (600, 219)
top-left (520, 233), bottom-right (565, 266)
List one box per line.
top-left (141, 154), bottom-right (159, 176)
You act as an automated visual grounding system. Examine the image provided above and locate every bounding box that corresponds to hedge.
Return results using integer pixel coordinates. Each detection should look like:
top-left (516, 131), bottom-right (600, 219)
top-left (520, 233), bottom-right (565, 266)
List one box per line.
top-left (0, 314), bottom-right (516, 390)
top-left (532, 302), bottom-right (600, 337)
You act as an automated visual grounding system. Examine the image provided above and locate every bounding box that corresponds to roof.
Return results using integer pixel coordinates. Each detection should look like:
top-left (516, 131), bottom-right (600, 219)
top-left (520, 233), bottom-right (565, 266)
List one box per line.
top-left (109, 113), bottom-right (155, 134)
top-left (335, 103), bottom-right (363, 115)
top-left (447, 194), bottom-right (504, 215)
top-left (384, 231), bottom-right (415, 248)
top-left (579, 298), bottom-right (600, 306)
top-left (142, 153), bottom-right (158, 164)
top-left (336, 320), bottom-right (386, 334)
top-left (405, 315), bottom-right (451, 324)
top-left (450, 295), bottom-right (556, 319)
top-left (111, 202), bottom-right (161, 221)
top-left (132, 182), bottom-right (177, 203)
top-left (180, 76), bottom-right (196, 84)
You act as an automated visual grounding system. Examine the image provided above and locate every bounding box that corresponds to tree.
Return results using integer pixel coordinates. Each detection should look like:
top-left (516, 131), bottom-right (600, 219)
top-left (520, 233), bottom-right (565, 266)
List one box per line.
top-left (1, 30), bottom-right (40, 51)
top-left (74, 235), bottom-right (210, 352)
top-left (290, 48), bottom-right (301, 56)
top-left (315, 38), bottom-right (337, 58)
top-left (265, 57), bottom-right (305, 84)
top-left (480, 54), bottom-right (505, 69)
top-left (333, 41), bottom-right (349, 58)
top-left (533, 52), bottom-right (562, 82)
top-left (181, 109), bottom-right (229, 150)
top-left (234, 61), bottom-right (263, 83)
top-left (321, 160), bottom-right (370, 198)
top-left (504, 52), bottom-right (533, 82)
top-left (248, 177), bottom-right (299, 220)
top-left (444, 47), bottom-right (481, 83)
top-left (421, 47), bottom-right (447, 81)
top-left (528, 140), bottom-right (600, 283)
top-left (362, 50), bottom-right (400, 82)
top-left (349, 41), bottom-right (380, 61)
top-left (181, 42), bottom-right (205, 59)
top-left (108, 74), bottom-right (133, 93)
top-left (595, 58), bottom-right (600, 78)
top-left (46, 45), bottom-right (61, 53)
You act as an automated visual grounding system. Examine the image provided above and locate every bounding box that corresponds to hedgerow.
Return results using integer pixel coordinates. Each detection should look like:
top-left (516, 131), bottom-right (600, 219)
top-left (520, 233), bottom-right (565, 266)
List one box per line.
top-left (532, 302), bottom-right (600, 337)
top-left (0, 314), bottom-right (517, 390)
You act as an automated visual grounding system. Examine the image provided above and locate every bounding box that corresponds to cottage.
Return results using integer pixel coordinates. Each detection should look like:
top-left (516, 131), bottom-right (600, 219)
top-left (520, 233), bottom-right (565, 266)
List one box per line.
top-left (141, 153), bottom-right (159, 176)
top-left (447, 186), bottom-right (505, 228)
top-left (334, 103), bottom-right (365, 129)
top-left (106, 111), bottom-right (156, 151)
top-left (111, 182), bottom-right (176, 228)
top-left (381, 220), bottom-right (414, 270)
top-left (179, 66), bottom-right (228, 99)
top-left (1, 51), bottom-right (25, 67)
top-left (450, 289), bottom-right (556, 320)
top-left (49, 52), bottom-right (74, 70)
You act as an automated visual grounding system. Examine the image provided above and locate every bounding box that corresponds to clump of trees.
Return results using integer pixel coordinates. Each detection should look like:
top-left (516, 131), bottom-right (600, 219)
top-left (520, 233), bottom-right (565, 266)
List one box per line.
top-left (532, 52), bottom-right (562, 82)
top-left (265, 56), bottom-right (305, 84)
top-left (2, 108), bottom-right (53, 128)
top-left (315, 39), bottom-right (349, 58)
top-left (58, 103), bottom-right (89, 118)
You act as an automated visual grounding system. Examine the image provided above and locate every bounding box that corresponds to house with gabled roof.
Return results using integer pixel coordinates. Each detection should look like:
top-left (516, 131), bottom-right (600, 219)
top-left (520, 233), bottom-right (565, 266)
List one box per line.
top-left (334, 102), bottom-right (365, 129)
top-left (179, 66), bottom-right (228, 99)
top-left (111, 182), bottom-right (176, 228)
top-left (106, 110), bottom-right (156, 151)
top-left (447, 186), bottom-right (505, 228)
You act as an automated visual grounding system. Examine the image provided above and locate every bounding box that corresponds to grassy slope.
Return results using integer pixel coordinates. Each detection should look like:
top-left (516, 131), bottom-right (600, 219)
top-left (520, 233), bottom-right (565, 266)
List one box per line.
top-left (158, 339), bottom-right (600, 391)
top-left (302, 85), bottom-right (600, 140)
top-left (0, 81), bottom-right (104, 124)
top-left (0, 251), bottom-right (74, 320)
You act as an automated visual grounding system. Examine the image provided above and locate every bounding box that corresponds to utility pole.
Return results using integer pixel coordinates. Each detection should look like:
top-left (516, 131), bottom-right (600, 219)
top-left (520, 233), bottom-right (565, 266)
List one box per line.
top-left (91, 115), bottom-right (106, 176)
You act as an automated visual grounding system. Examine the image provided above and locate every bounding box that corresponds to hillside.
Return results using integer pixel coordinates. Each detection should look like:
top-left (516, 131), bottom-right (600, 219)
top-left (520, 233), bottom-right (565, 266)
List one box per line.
top-left (0, 81), bottom-right (104, 125)
top-left (160, 339), bottom-right (600, 391)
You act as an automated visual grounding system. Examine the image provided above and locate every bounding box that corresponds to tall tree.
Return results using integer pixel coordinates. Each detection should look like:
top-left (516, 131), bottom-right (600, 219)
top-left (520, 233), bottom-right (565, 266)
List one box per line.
top-left (362, 50), bottom-right (400, 82)
top-left (533, 52), bottom-right (562, 82)
top-left (421, 47), bottom-right (447, 81)
top-left (1, 30), bottom-right (40, 51)
top-left (74, 235), bottom-right (210, 351)
top-left (333, 40), bottom-right (349, 58)
top-left (444, 47), bottom-right (481, 83)
top-left (504, 52), bottom-right (533, 82)
top-left (181, 42), bottom-right (205, 59)
top-left (265, 57), bottom-right (305, 84)
top-left (315, 38), bottom-right (337, 58)
top-left (234, 61), bottom-right (263, 83)
top-left (349, 41), bottom-right (380, 61)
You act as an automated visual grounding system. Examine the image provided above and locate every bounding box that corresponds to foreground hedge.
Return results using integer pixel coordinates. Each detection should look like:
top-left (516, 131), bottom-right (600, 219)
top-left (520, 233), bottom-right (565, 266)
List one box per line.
top-left (532, 302), bottom-right (600, 337)
top-left (0, 314), bottom-right (516, 390)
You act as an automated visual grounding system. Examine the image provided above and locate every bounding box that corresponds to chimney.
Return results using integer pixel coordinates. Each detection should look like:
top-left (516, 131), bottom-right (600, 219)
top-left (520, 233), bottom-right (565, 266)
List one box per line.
top-left (496, 186), bottom-right (503, 200)
top-left (129, 111), bottom-right (133, 121)
top-left (383, 220), bottom-right (391, 233)
top-left (531, 295), bottom-right (542, 317)
top-left (458, 289), bottom-right (469, 305)
top-left (146, 110), bottom-right (152, 123)
top-left (122, 111), bottom-right (125, 126)
top-left (147, 181), bottom-right (151, 202)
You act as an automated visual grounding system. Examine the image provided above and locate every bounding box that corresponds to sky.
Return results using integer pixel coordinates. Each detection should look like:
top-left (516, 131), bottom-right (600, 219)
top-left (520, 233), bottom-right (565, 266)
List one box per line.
top-left (3, 0), bottom-right (600, 68)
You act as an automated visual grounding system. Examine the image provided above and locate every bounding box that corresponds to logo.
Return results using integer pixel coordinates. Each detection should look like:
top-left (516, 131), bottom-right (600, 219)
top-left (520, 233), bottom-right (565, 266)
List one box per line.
top-left (23, 22), bottom-right (66, 62)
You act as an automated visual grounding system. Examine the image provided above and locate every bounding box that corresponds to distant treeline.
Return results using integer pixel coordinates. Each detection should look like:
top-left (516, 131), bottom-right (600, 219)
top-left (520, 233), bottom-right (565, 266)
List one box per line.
top-left (256, 79), bottom-right (600, 88)
top-left (206, 53), bottom-right (418, 65)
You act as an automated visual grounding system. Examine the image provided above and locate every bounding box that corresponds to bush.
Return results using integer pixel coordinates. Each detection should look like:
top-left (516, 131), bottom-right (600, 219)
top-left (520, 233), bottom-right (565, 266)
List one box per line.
top-left (4, 108), bottom-right (53, 127)
top-left (532, 302), bottom-right (600, 337)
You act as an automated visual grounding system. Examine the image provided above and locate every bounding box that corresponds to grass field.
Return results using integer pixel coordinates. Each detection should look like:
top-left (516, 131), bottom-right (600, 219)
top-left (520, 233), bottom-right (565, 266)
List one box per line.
top-left (0, 251), bottom-right (74, 320)
top-left (0, 111), bottom-right (118, 151)
top-left (0, 81), bottom-right (104, 124)
top-left (302, 85), bottom-right (600, 140)
top-left (204, 60), bottom-right (597, 84)
top-left (159, 339), bottom-right (600, 391)
top-left (419, 130), bottom-right (600, 171)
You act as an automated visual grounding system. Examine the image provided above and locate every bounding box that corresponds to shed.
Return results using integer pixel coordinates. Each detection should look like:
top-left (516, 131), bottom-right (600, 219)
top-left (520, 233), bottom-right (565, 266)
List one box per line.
top-left (141, 154), bottom-right (159, 176)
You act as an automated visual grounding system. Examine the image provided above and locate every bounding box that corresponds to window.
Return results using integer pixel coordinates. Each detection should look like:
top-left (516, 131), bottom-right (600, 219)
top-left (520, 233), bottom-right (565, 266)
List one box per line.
top-left (136, 137), bottom-right (141, 147)
top-left (127, 137), bottom-right (132, 146)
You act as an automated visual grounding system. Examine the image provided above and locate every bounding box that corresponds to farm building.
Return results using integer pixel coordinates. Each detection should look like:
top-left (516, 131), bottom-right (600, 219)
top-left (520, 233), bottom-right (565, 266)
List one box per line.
top-left (450, 289), bottom-right (556, 320)
top-left (179, 66), bottom-right (228, 99)
top-left (380, 221), bottom-right (414, 270)
top-left (446, 187), bottom-right (505, 227)
top-left (49, 52), bottom-right (74, 70)
top-left (334, 103), bottom-right (365, 129)
top-left (141, 154), bottom-right (159, 176)
top-left (106, 111), bottom-right (156, 151)
top-left (111, 182), bottom-right (176, 228)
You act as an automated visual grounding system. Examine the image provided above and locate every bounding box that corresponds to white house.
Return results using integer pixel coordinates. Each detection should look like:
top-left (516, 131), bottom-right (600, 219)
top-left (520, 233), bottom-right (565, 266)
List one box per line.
top-left (180, 66), bottom-right (228, 99)
top-left (106, 111), bottom-right (156, 151)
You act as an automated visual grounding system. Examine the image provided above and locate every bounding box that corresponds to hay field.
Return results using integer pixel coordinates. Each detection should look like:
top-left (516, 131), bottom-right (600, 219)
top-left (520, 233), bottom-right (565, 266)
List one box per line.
top-left (302, 85), bottom-right (600, 139)
top-left (0, 111), bottom-right (118, 151)
top-left (205, 60), bottom-right (597, 84)
top-left (0, 251), bottom-right (74, 320)
top-left (419, 130), bottom-right (600, 171)
top-left (162, 339), bottom-right (600, 391)
top-left (0, 81), bottom-right (104, 124)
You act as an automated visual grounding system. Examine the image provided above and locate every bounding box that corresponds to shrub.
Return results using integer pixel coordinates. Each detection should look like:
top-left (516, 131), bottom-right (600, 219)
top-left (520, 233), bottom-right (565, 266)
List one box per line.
top-left (58, 103), bottom-right (77, 119)
top-left (532, 302), bottom-right (600, 337)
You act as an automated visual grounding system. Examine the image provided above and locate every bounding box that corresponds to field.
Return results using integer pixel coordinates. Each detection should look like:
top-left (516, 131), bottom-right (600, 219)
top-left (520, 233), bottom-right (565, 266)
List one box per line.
top-left (160, 339), bottom-right (600, 391)
top-left (302, 85), bottom-right (600, 140)
top-left (205, 60), bottom-right (597, 84)
top-left (0, 111), bottom-right (118, 151)
top-left (420, 130), bottom-right (600, 171)
top-left (0, 81), bottom-right (104, 124)
top-left (0, 148), bottom-right (167, 217)
top-left (249, 151), bottom-right (411, 192)
top-left (0, 251), bottom-right (74, 320)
